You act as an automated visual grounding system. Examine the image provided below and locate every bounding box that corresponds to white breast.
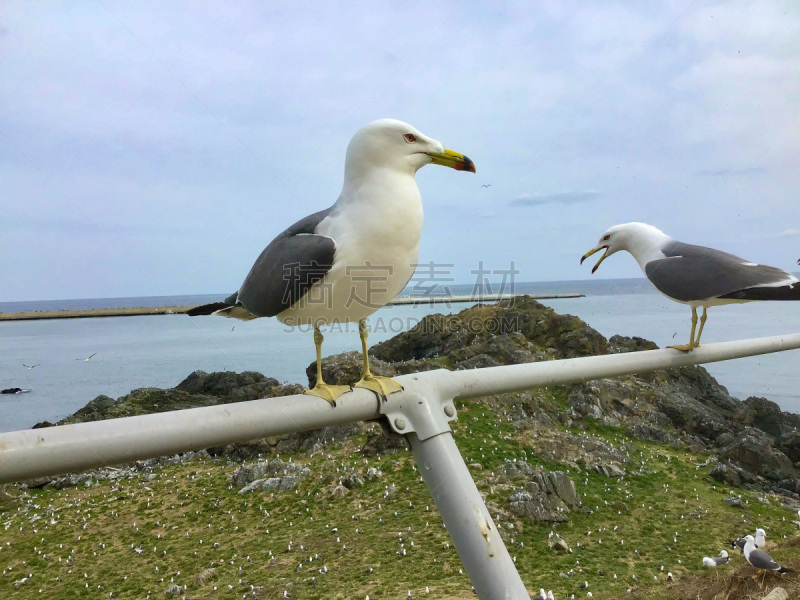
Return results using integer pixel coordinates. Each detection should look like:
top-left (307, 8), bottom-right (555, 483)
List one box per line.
top-left (277, 173), bottom-right (424, 326)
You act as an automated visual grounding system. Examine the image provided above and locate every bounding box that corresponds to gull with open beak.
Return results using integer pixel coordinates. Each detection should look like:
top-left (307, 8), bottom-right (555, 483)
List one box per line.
top-left (582, 222), bottom-right (800, 351)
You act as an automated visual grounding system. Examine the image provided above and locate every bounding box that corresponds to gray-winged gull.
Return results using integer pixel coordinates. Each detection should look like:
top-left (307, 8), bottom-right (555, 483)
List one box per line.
top-left (581, 223), bottom-right (800, 351)
top-left (702, 550), bottom-right (729, 567)
top-left (743, 534), bottom-right (791, 575)
top-left (188, 119), bottom-right (475, 404)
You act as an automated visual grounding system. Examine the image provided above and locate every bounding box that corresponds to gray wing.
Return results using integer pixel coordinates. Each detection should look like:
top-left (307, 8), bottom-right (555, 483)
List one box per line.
top-left (713, 556), bottom-right (730, 565)
top-left (644, 241), bottom-right (792, 302)
top-left (234, 208), bottom-right (336, 318)
top-left (748, 549), bottom-right (781, 570)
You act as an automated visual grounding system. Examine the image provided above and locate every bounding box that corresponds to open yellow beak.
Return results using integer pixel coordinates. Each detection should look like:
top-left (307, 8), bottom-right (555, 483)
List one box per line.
top-left (581, 246), bottom-right (609, 274)
top-left (425, 149), bottom-right (476, 173)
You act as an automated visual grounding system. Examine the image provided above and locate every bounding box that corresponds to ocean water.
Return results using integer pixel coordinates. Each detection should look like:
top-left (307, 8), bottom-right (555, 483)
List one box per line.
top-left (1, 278), bottom-right (799, 433)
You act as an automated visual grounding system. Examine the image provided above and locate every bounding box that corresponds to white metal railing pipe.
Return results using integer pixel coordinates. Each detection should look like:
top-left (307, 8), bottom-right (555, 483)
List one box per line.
top-left (0, 388), bottom-right (381, 484)
top-left (436, 333), bottom-right (800, 401)
top-left (1, 333), bottom-right (799, 486)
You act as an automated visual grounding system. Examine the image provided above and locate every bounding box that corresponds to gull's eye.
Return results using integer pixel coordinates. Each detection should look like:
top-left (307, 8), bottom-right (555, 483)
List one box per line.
top-left (602, 234), bottom-right (611, 241)
top-left (403, 133), bottom-right (417, 143)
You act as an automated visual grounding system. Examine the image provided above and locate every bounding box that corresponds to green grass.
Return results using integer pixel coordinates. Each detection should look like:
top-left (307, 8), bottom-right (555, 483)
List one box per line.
top-left (2, 400), bottom-right (799, 599)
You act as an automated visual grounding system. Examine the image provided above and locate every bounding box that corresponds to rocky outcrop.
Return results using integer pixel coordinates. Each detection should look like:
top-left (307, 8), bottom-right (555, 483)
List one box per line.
top-left (50, 296), bottom-right (800, 496)
top-left (230, 458), bottom-right (311, 486)
top-left (507, 470), bottom-right (581, 522)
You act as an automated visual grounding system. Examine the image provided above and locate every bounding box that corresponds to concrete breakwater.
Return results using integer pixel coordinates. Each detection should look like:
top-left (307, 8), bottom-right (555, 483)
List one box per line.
top-left (0, 293), bottom-right (583, 321)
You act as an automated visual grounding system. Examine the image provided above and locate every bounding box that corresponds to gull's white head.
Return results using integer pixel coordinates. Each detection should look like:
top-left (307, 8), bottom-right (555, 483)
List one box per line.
top-left (581, 222), bottom-right (670, 273)
top-left (744, 534), bottom-right (756, 546)
top-left (719, 550), bottom-right (728, 558)
top-left (345, 118), bottom-right (475, 177)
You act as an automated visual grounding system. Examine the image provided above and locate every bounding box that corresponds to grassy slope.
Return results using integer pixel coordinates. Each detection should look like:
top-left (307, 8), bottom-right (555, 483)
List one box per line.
top-left (2, 396), bottom-right (799, 599)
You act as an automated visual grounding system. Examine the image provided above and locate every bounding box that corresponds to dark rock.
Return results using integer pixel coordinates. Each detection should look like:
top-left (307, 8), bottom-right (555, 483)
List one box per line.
top-left (231, 459), bottom-right (310, 487)
top-left (593, 463), bottom-right (625, 478)
top-left (342, 473), bottom-right (365, 489)
top-left (625, 423), bottom-right (677, 445)
top-left (719, 432), bottom-right (798, 482)
top-left (710, 463), bottom-right (748, 487)
top-left (609, 335), bottom-right (659, 353)
top-left (499, 461), bottom-right (536, 479)
top-left (206, 440), bottom-right (272, 462)
top-left (723, 496), bottom-right (746, 509)
top-left (31, 421), bottom-right (54, 429)
top-left (778, 430), bottom-right (800, 463)
top-left (330, 485), bottom-right (349, 499)
top-left (360, 430), bottom-right (408, 456)
top-left (738, 396), bottom-right (800, 439)
top-left (507, 471), bottom-right (580, 522)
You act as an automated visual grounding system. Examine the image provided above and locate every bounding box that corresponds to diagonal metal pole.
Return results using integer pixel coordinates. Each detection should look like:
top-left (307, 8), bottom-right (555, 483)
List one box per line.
top-left (409, 430), bottom-right (531, 599)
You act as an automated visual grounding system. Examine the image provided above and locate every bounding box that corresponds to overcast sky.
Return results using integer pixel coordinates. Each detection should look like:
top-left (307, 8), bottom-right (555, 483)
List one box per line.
top-left (1, 1), bottom-right (798, 302)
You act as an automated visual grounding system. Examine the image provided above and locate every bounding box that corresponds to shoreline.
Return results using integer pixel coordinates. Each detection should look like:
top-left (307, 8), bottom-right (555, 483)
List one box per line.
top-left (0, 293), bottom-right (584, 321)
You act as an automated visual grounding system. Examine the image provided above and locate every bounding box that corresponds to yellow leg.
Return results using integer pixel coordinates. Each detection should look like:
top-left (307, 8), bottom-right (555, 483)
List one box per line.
top-left (668, 307), bottom-right (697, 352)
top-left (304, 326), bottom-right (351, 406)
top-left (354, 319), bottom-right (403, 400)
top-left (694, 307), bottom-right (708, 348)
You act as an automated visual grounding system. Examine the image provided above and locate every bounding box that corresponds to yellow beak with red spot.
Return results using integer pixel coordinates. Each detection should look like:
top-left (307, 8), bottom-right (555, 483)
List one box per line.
top-left (581, 246), bottom-right (609, 274)
top-left (425, 149), bottom-right (476, 173)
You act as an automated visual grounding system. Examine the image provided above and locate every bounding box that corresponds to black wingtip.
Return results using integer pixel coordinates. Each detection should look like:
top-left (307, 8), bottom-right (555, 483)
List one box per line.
top-left (185, 302), bottom-right (230, 316)
top-left (720, 282), bottom-right (800, 301)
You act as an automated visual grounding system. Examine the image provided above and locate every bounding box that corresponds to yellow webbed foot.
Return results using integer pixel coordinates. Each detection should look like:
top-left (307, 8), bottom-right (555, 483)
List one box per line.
top-left (305, 383), bottom-right (352, 407)
top-left (667, 343), bottom-right (696, 352)
top-left (355, 375), bottom-right (403, 400)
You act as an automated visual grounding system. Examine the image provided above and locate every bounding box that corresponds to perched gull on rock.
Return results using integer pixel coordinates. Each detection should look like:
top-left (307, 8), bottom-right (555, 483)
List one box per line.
top-left (582, 223), bottom-right (800, 351)
top-left (743, 535), bottom-right (791, 576)
top-left (188, 119), bottom-right (475, 404)
top-left (702, 550), bottom-right (729, 567)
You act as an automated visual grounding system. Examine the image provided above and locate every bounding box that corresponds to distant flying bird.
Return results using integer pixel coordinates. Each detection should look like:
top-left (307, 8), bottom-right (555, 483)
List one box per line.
top-left (743, 535), bottom-right (791, 575)
top-left (186, 119), bottom-right (474, 405)
top-left (77, 352), bottom-right (97, 362)
top-left (583, 223), bottom-right (800, 351)
top-left (22, 364), bottom-right (40, 369)
top-left (480, 184), bottom-right (491, 188)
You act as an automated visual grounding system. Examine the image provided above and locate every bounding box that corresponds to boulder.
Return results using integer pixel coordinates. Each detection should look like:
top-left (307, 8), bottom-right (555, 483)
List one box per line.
top-left (719, 432), bottom-right (798, 482)
top-left (762, 588), bottom-right (789, 600)
top-left (330, 485), bottom-right (349, 499)
top-left (231, 459), bottom-right (310, 487)
top-left (507, 471), bottom-right (580, 522)
top-left (723, 496), bottom-right (746, 509)
top-left (593, 463), bottom-right (625, 478)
